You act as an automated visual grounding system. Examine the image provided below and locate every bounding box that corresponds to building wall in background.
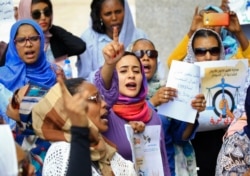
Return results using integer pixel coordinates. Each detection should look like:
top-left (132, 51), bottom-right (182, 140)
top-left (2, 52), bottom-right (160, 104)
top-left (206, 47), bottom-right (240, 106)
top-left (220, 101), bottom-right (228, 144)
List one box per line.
top-left (51, 0), bottom-right (250, 77)
top-left (135, 0), bottom-right (250, 75)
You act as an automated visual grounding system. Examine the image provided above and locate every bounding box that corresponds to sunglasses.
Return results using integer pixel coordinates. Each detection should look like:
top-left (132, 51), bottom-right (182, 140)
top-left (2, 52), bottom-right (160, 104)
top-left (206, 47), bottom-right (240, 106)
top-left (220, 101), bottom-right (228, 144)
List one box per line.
top-left (193, 47), bottom-right (220, 56)
top-left (134, 50), bottom-right (158, 59)
top-left (14, 35), bottom-right (40, 47)
top-left (87, 93), bottom-right (105, 104)
top-left (11, 88), bottom-right (20, 110)
top-left (31, 7), bottom-right (52, 20)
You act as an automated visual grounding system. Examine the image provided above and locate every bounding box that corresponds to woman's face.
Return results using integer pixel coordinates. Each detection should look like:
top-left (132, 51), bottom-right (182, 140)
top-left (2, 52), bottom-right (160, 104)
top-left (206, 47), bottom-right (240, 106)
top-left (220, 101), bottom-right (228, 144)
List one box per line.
top-left (132, 40), bottom-right (158, 81)
top-left (80, 82), bottom-right (109, 133)
top-left (193, 36), bottom-right (220, 62)
top-left (116, 55), bottom-right (143, 97)
top-left (15, 25), bottom-right (41, 64)
top-left (100, 0), bottom-right (124, 38)
top-left (31, 2), bottom-right (52, 32)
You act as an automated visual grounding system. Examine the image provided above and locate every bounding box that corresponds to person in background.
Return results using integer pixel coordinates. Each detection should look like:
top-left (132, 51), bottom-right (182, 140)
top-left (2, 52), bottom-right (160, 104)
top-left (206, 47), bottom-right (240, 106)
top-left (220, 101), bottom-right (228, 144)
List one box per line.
top-left (183, 28), bottom-right (226, 176)
top-left (32, 77), bottom-right (137, 176)
top-left (215, 47), bottom-right (250, 175)
top-left (0, 83), bottom-right (14, 128)
top-left (0, 0), bottom-right (17, 65)
top-left (13, 0), bottom-right (19, 20)
top-left (94, 28), bottom-right (170, 175)
top-left (0, 19), bottom-right (57, 92)
top-left (16, 0), bottom-right (86, 65)
top-left (0, 19), bottom-right (59, 175)
top-left (57, 76), bottom-right (92, 176)
top-left (0, 41), bottom-right (8, 66)
top-left (0, 0), bottom-right (17, 125)
top-left (216, 84), bottom-right (250, 175)
top-left (130, 38), bottom-right (206, 176)
top-left (0, 19), bottom-right (58, 128)
top-left (0, 124), bottom-right (35, 176)
top-left (6, 83), bottom-right (52, 176)
top-left (167, 4), bottom-right (250, 68)
top-left (77, 0), bottom-right (147, 83)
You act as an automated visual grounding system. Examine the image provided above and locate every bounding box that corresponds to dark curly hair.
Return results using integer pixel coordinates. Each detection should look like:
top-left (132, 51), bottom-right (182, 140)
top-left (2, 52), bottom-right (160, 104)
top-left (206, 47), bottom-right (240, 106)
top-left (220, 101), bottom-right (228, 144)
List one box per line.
top-left (90, 0), bottom-right (124, 34)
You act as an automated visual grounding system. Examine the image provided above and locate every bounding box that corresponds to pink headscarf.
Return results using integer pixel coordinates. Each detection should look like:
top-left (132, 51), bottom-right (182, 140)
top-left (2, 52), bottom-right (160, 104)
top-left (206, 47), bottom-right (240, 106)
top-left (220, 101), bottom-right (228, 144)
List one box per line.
top-left (18, 0), bottom-right (53, 50)
top-left (18, 0), bottom-right (32, 20)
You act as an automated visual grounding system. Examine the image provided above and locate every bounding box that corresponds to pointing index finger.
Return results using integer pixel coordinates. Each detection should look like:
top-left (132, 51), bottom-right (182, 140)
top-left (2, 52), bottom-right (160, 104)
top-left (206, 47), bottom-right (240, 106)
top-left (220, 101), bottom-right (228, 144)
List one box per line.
top-left (113, 26), bottom-right (119, 43)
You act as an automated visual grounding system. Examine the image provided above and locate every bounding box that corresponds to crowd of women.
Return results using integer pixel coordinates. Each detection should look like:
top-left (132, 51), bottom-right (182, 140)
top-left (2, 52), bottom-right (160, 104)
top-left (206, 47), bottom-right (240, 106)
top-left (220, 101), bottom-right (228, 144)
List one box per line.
top-left (1, 0), bottom-right (250, 175)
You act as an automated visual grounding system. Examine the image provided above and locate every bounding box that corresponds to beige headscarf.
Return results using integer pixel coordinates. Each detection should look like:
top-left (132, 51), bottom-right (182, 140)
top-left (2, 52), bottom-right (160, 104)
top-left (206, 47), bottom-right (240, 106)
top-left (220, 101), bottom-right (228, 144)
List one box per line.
top-left (32, 83), bottom-right (116, 175)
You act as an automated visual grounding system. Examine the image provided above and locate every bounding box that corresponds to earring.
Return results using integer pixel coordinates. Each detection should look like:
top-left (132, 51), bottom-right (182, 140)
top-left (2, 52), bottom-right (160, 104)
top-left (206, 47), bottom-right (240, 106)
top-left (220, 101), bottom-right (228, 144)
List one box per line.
top-left (100, 19), bottom-right (103, 26)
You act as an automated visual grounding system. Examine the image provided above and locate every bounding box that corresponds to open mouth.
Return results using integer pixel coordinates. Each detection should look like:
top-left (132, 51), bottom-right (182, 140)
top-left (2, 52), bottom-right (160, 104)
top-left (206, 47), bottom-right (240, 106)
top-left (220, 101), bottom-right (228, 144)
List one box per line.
top-left (25, 51), bottom-right (35, 58)
top-left (100, 111), bottom-right (108, 119)
top-left (126, 82), bottom-right (136, 88)
top-left (143, 65), bottom-right (151, 72)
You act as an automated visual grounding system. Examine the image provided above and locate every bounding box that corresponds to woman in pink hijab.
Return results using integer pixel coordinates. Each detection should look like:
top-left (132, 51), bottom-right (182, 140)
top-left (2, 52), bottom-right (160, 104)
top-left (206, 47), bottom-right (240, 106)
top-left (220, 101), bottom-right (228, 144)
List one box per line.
top-left (18, 0), bottom-right (86, 64)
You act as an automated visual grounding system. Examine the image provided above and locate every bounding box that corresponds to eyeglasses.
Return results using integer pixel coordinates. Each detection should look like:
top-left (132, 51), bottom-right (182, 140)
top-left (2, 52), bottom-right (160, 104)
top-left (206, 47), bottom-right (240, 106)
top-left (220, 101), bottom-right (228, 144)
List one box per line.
top-left (14, 35), bottom-right (40, 47)
top-left (11, 88), bottom-right (20, 110)
top-left (133, 50), bottom-right (158, 59)
top-left (87, 93), bottom-right (105, 104)
top-left (31, 7), bottom-right (52, 20)
top-left (193, 47), bottom-right (220, 56)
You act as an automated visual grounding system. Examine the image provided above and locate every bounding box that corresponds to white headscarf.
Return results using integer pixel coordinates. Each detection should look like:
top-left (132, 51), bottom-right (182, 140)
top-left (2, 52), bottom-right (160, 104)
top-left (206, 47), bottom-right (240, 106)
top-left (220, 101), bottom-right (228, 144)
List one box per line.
top-left (90, 0), bottom-right (144, 48)
top-left (183, 28), bottom-right (225, 63)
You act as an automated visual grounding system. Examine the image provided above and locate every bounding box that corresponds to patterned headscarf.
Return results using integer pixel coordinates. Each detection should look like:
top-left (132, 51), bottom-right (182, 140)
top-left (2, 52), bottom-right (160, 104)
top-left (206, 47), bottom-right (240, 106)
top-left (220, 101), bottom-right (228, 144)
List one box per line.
top-left (32, 83), bottom-right (117, 175)
top-left (0, 19), bottom-right (56, 91)
top-left (184, 28), bottom-right (225, 63)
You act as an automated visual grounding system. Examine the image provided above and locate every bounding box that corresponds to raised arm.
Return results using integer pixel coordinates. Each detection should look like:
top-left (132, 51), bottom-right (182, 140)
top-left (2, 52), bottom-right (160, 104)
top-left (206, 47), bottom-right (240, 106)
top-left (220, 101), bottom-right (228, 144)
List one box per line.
top-left (57, 76), bottom-right (91, 176)
top-left (219, 1), bottom-right (250, 59)
top-left (167, 7), bottom-right (203, 68)
top-left (101, 27), bottom-right (124, 89)
top-left (227, 11), bottom-right (249, 52)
